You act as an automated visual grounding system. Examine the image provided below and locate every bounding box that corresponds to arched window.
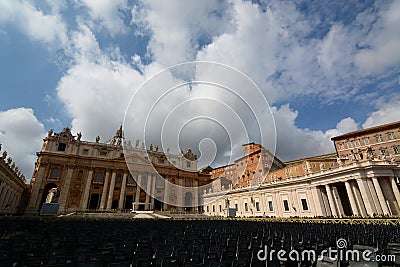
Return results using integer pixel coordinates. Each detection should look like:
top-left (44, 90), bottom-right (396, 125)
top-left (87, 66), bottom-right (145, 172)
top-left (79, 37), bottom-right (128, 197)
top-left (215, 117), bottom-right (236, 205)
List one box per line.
top-left (50, 168), bottom-right (59, 178)
top-left (186, 180), bottom-right (191, 187)
top-left (95, 172), bottom-right (103, 182)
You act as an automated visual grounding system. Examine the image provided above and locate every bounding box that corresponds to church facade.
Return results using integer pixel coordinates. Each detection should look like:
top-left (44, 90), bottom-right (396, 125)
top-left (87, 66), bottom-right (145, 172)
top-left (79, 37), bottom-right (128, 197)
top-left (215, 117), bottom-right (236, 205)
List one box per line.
top-left (26, 127), bottom-right (211, 214)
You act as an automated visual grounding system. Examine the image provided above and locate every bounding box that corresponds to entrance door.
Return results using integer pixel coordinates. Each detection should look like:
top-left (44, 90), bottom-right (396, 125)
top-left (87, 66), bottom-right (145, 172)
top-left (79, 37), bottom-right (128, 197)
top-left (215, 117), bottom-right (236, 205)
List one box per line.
top-left (185, 192), bottom-right (192, 212)
top-left (124, 195), bottom-right (133, 210)
top-left (154, 199), bottom-right (163, 211)
top-left (88, 194), bottom-right (100, 209)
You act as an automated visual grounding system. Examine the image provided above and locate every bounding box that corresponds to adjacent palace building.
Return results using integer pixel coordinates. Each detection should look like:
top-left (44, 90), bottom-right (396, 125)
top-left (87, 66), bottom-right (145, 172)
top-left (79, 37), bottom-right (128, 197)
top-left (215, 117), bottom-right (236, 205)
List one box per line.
top-left (203, 121), bottom-right (400, 217)
top-left (17, 120), bottom-right (400, 217)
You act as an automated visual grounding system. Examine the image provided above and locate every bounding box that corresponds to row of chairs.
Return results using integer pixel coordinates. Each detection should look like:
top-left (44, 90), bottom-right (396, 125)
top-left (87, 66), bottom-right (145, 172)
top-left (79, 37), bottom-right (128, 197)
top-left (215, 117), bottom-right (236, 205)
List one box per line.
top-left (0, 218), bottom-right (399, 266)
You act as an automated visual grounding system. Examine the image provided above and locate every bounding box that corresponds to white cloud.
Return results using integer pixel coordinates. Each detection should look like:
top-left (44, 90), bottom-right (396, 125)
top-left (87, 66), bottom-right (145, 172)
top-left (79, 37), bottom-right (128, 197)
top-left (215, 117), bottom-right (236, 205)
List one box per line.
top-left (134, 0), bottom-right (233, 66)
top-left (0, 108), bottom-right (46, 181)
top-left (80, 0), bottom-right (128, 35)
top-left (56, 25), bottom-right (145, 141)
top-left (362, 98), bottom-right (400, 128)
top-left (355, 0), bottom-right (400, 75)
top-left (0, 0), bottom-right (67, 45)
top-left (272, 105), bottom-right (358, 161)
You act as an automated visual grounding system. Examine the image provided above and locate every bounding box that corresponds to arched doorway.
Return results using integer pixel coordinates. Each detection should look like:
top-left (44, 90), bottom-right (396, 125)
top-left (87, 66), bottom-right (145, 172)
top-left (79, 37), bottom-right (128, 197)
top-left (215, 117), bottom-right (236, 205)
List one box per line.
top-left (39, 183), bottom-right (58, 210)
top-left (185, 192), bottom-right (192, 212)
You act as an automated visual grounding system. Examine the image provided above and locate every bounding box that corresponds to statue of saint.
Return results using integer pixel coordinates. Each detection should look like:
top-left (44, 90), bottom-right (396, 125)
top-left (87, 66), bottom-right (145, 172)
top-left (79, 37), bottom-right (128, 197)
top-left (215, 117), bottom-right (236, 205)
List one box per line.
top-left (95, 136), bottom-right (100, 143)
top-left (7, 157), bottom-right (12, 165)
top-left (135, 140), bottom-right (139, 148)
top-left (1, 151), bottom-right (7, 160)
top-left (155, 145), bottom-right (158, 152)
top-left (319, 162), bottom-right (325, 170)
top-left (150, 144), bottom-right (153, 151)
top-left (76, 132), bottom-right (82, 141)
top-left (46, 188), bottom-right (58, 203)
top-left (47, 129), bottom-right (53, 138)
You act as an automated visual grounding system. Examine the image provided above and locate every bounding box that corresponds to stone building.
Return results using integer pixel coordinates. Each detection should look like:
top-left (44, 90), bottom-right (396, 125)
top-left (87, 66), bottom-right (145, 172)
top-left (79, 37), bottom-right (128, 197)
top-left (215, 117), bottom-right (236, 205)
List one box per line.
top-left (26, 127), bottom-right (211, 214)
top-left (210, 143), bottom-right (285, 189)
top-left (0, 144), bottom-right (29, 214)
top-left (332, 121), bottom-right (400, 163)
top-left (202, 123), bottom-right (400, 218)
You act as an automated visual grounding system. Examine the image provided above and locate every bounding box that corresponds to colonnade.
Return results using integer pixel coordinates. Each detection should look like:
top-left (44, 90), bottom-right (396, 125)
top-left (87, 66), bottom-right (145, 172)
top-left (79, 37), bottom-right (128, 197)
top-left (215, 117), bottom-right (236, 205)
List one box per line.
top-left (0, 183), bottom-right (21, 213)
top-left (318, 176), bottom-right (400, 217)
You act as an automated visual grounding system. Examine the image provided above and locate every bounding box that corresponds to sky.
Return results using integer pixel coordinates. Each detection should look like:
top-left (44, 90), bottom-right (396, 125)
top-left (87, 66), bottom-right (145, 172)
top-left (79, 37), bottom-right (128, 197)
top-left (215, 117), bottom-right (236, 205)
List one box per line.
top-left (0, 0), bottom-right (399, 180)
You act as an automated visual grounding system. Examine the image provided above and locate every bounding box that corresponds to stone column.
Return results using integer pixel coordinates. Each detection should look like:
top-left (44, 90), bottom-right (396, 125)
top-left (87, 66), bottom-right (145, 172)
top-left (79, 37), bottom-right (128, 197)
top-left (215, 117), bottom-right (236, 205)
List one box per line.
top-left (106, 171), bottom-right (117, 210)
top-left (59, 165), bottom-right (75, 212)
top-left (371, 177), bottom-right (389, 215)
top-left (0, 187), bottom-right (6, 208)
top-left (356, 179), bottom-right (375, 216)
top-left (325, 184), bottom-right (338, 217)
top-left (28, 163), bottom-right (49, 209)
top-left (150, 173), bottom-right (156, 210)
top-left (145, 173), bottom-right (151, 210)
top-left (99, 170), bottom-right (110, 210)
top-left (320, 188), bottom-right (331, 216)
top-left (118, 172), bottom-right (128, 209)
top-left (163, 176), bottom-right (169, 210)
top-left (367, 178), bottom-right (382, 214)
top-left (80, 168), bottom-right (93, 209)
top-left (344, 180), bottom-right (359, 216)
top-left (311, 186), bottom-right (324, 216)
top-left (389, 176), bottom-right (400, 211)
top-left (134, 173), bottom-right (142, 210)
top-left (273, 192), bottom-right (282, 217)
top-left (352, 182), bottom-right (367, 217)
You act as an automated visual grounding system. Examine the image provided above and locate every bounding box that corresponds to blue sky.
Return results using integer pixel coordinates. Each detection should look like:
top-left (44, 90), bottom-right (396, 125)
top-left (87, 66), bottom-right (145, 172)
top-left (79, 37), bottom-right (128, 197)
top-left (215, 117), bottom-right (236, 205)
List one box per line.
top-left (0, 0), bottom-right (399, 179)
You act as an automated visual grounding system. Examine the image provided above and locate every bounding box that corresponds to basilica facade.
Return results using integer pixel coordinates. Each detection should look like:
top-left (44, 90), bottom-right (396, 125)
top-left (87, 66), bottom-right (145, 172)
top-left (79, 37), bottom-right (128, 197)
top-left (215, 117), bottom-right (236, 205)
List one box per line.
top-left (26, 127), bottom-right (211, 215)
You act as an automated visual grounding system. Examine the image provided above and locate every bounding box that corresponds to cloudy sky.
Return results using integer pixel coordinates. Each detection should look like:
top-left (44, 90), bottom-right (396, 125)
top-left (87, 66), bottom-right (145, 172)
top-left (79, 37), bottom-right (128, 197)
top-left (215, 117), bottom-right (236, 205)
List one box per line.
top-left (0, 0), bottom-right (399, 180)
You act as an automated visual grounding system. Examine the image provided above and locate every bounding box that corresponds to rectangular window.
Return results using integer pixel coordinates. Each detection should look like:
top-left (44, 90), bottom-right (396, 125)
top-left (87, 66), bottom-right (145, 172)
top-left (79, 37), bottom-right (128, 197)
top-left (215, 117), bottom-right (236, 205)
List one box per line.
top-left (207, 206), bottom-right (209, 212)
top-left (57, 143), bottom-right (66, 151)
top-left (364, 137), bottom-right (370, 145)
top-left (235, 203), bottom-right (238, 210)
top-left (255, 202), bottom-right (260, 211)
top-left (244, 203), bottom-right (248, 211)
top-left (388, 132), bottom-right (395, 140)
top-left (283, 200), bottom-right (289, 211)
top-left (338, 143), bottom-right (344, 150)
top-left (354, 140), bottom-right (360, 146)
top-left (375, 135), bottom-right (382, 142)
top-left (212, 205), bottom-right (215, 212)
top-left (311, 162), bottom-right (316, 168)
top-left (186, 161), bottom-right (191, 168)
top-left (381, 149), bottom-right (387, 156)
top-left (347, 142), bottom-right (352, 148)
top-left (301, 199), bottom-right (309, 211)
top-left (268, 201), bottom-right (273, 212)
top-left (82, 149), bottom-right (89, 155)
top-left (219, 205), bottom-right (222, 212)
top-left (394, 146), bottom-right (400, 154)
top-left (99, 151), bottom-right (107, 157)
top-left (330, 162), bottom-right (334, 168)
